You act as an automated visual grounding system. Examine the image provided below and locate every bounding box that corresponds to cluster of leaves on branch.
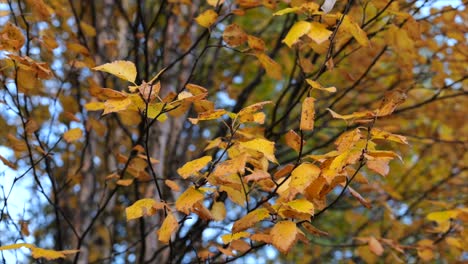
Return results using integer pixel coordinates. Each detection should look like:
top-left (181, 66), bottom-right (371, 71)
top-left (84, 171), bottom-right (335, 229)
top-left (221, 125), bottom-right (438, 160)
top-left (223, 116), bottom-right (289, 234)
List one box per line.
top-left (0, 0), bottom-right (466, 263)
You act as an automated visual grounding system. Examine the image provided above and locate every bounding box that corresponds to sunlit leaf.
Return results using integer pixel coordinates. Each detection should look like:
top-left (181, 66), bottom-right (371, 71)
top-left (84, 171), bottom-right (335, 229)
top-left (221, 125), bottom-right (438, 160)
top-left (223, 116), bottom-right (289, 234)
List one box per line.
top-left (327, 108), bottom-right (374, 120)
top-left (63, 128), bottom-right (83, 143)
top-left (157, 213), bottom-right (179, 244)
top-left (307, 22), bottom-right (332, 44)
top-left (125, 198), bottom-right (161, 221)
top-left (0, 243), bottom-right (79, 260)
top-left (289, 163), bottom-right (320, 198)
top-left (305, 79), bottom-right (336, 93)
top-left (93, 61), bottom-right (137, 83)
top-left (271, 221), bottom-right (298, 254)
top-left (232, 208), bottom-right (270, 233)
top-left (273, 7), bottom-right (300, 16)
top-left (221, 231), bottom-right (250, 244)
top-left (239, 138), bottom-right (277, 163)
top-left (103, 97), bottom-right (132, 115)
top-left (175, 187), bottom-right (204, 214)
top-left (195, 9), bottom-right (218, 28)
top-left (283, 21), bottom-right (311, 48)
top-left (84, 101), bottom-right (105, 111)
top-left (285, 199), bottom-right (314, 216)
top-left (177, 156), bottom-right (212, 179)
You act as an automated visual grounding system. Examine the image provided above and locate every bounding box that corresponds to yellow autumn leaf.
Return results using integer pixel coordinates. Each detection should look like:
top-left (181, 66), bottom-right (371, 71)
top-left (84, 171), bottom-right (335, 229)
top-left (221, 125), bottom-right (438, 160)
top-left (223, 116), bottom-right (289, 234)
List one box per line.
top-left (84, 101), bottom-right (105, 111)
top-left (239, 138), bottom-right (277, 163)
top-left (165, 179), bottom-right (180, 192)
top-left (370, 129), bottom-right (408, 145)
top-left (175, 187), bottom-right (204, 214)
top-left (300, 97), bottom-right (315, 131)
top-left (116, 179), bottom-right (133, 186)
top-left (285, 199), bottom-right (314, 216)
top-left (327, 108), bottom-right (374, 120)
top-left (0, 22), bottom-right (25, 51)
top-left (103, 97), bottom-right (132, 115)
top-left (273, 7), bottom-right (300, 16)
top-left (254, 52), bottom-right (282, 80)
top-left (223, 24), bottom-right (248, 47)
top-left (0, 243), bottom-right (33, 251)
top-left (232, 208), bottom-right (270, 233)
top-left (426, 210), bottom-right (460, 223)
top-left (79, 21), bottom-right (96, 37)
top-left (307, 22), bottom-right (332, 44)
top-left (207, 0), bottom-right (225, 6)
top-left (177, 156), bottom-right (212, 179)
top-left (305, 79), bottom-right (336, 93)
top-left (221, 231), bottom-right (250, 244)
top-left (289, 163), bottom-right (320, 198)
top-left (285, 130), bottom-right (304, 153)
top-left (342, 16), bottom-right (369, 47)
top-left (30, 247), bottom-right (74, 260)
top-left (145, 102), bottom-right (165, 119)
top-left (417, 239), bottom-right (434, 261)
top-left (219, 185), bottom-right (245, 205)
top-left (211, 202), bottom-right (226, 221)
top-left (157, 213), bottom-right (179, 244)
top-left (282, 21), bottom-right (311, 48)
top-left (0, 243), bottom-right (79, 260)
top-left (189, 109), bottom-right (227, 124)
top-left (63, 128), bottom-right (83, 143)
top-left (271, 220), bottom-right (298, 254)
top-left (445, 237), bottom-right (464, 250)
top-left (376, 89), bottom-right (407, 116)
top-left (125, 198), bottom-right (160, 221)
top-left (195, 9), bottom-right (218, 28)
top-left (238, 101), bottom-right (272, 115)
top-left (247, 35), bottom-right (266, 51)
top-left (93, 60), bottom-right (137, 83)
top-left (367, 159), bottom-right (390, 177)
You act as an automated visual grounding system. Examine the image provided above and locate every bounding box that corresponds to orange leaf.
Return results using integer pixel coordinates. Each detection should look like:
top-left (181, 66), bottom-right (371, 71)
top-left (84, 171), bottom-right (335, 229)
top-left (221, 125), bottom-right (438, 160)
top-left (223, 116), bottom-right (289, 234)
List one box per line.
top-left (223, 24), bottom-right (248, 47)
top-left (285, 130), bottom-right (304, 153)
top-left (368, 237), bottom-right (384, 256)
top-left (271, 221), bottom-right (298, 254)
top-left (0, 22), bottom-right (25, 51)
top-left (254, 52), bottom-right (282, 80)
top-left (247, 35), bottom-right (266, 51)
top-left (164, 179), bottom-right (180, 192)
top-left (300, 97), bottom-right (315, 131)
